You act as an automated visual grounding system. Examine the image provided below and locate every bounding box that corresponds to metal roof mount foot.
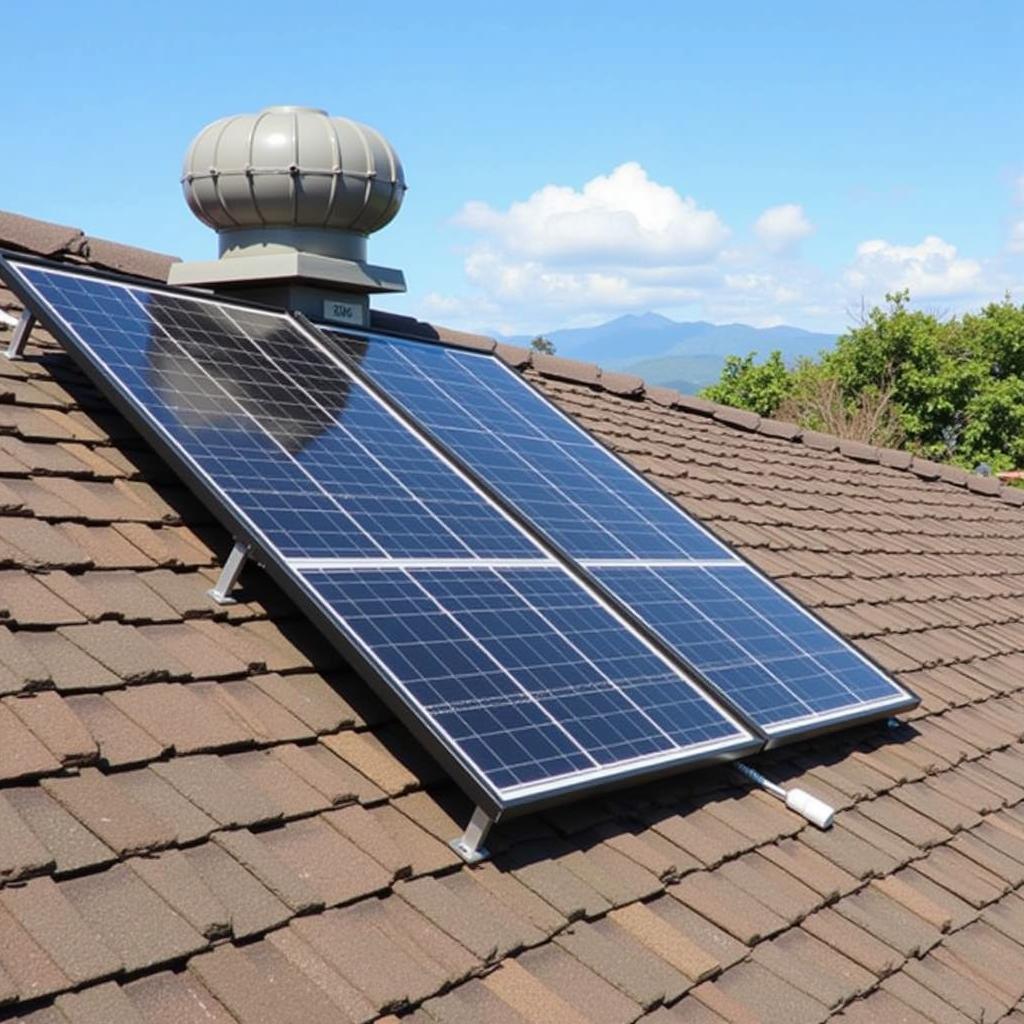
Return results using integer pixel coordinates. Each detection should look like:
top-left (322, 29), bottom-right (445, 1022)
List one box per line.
top-left (450, 806), bottom-right (493, 864)
top-left (735, 761), bottom-right (835, 829)
top-left (5, 311), bottom-right (35, 359)
top-left (207, 541), bottom-right (250, 605)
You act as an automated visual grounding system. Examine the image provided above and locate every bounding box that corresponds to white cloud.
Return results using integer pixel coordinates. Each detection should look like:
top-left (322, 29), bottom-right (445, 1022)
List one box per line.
top-left (454, 162), bottom-right (729, 266)
top-left (753, 203), bottom-right (814, 252)
top-left (421, 163), bottom-right (1015, 336)
top-left (844, 235), bottom-right (982, 299)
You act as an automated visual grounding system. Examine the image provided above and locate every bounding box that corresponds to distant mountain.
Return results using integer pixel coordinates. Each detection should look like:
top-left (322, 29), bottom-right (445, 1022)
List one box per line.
top-left (507, 313), bottom-right (836, 394)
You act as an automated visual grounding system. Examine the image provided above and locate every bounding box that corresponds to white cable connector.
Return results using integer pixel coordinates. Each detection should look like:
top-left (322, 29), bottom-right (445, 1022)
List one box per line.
top-left (735, 762), bottom-right (835, 829)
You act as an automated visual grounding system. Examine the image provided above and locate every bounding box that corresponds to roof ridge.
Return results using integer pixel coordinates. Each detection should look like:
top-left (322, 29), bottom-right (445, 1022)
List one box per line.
top-left (4, 207), bottom-right (1021, 511)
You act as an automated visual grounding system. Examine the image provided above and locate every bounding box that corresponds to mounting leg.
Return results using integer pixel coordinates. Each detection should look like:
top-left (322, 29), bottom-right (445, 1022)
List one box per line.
top-left (449, 806), bottom-right (493, 863)
top-left (207, 542), bottom-right (249, 605)
top-left (5, 312), bottom-right (35, 360)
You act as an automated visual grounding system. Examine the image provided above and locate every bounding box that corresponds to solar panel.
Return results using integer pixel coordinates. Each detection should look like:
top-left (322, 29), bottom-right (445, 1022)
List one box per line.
top-left (324, 328), bottom-right (917, 738)
top-left (1, 255), bottom-right (757, 817)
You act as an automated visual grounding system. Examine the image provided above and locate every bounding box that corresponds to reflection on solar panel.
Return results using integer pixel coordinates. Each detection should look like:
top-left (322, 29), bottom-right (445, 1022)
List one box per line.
top-left (326, 329), bottom-right (916, 736)
top-left (1, 256), bottom-right (757, 817)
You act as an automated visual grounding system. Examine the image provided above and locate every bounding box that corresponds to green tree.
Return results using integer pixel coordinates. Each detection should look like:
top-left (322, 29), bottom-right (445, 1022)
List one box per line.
top-left (698, 291), bottom-right (1024, 469)
top-left (530, 335), bottom-right (556, 355)
top-left (701, 350), bottom-right (794, 417)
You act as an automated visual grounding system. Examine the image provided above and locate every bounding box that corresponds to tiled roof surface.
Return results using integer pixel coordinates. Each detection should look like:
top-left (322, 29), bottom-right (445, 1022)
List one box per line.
top-left (4, 210), bottom-right (1024, 1022)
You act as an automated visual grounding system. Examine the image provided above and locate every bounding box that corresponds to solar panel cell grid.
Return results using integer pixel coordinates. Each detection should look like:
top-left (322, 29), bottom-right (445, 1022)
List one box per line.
top-left (331, 332), bottom-right (734, 561)
top-left (303, 565), bottom-right (745, 793)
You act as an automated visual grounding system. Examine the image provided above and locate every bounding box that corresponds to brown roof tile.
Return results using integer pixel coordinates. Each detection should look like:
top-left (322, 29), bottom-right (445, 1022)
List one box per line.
top-left (63, 692), bottom-right (164, 767)
top-left (0, 570), bottom-right (84, 625)
top-left (320, 730), bottom-right (420, 796)
top-left (710, 960), bottom-right (830, 1024)
top-left (106, 683), bottom-right (251, 755)
top-left (753, 928), bottom-right (875, 1010)
top-left (41, 767), bottom-right (176, 855)
top-left (321, 803), bottom-right (411, 879)
top-left (59, 622), bottom-right (188, 683)
top-left (149, 754), bottom-right (281, 827)
top-left (186, 945), bottom-right (310, 1024)
top-left (269, 742), bottom-right (384, 806)
top-left (903, 952), bottom-right (1008, 1022)
top-left (833, 883), bottom-right (942, 957)
top-left (138, 623), bottom-right (250, 679)
top-left (499, 840), bottom-right (612, 921)
top-left (0, 627), bottom-right (53, 695)
top-left (0, 701), bottom-right (61, 780)
top-left (482, 959), bottom-right (593, 1024)
top-left (399, 872), bottom-right (544, 961)
top-left (645, 894), bottom-right (748, 973)
top-left (114, 766), bottom-right (217, 845)
top-left (554, 917), bottom-right (690, 1008)
top-left (801, 906), bottom-right (903, 977)
top-left (3, 691), bottom-right (97, 766)
top-left (4, 786), bottom-right (114, 875)
top-left (182, 842), bottom-right (291, 940)
top-left (56, 980), bottom-right (147, 1024)
top-left (717, 851), bottom-right (822, 924)
top-left (264, 926), bottom-right (377, 1023)
top-left (251, 816), bottom-right (390, 908)
top-left (249, 671), bottom-right (365, 733)
top-left (221, 749), bottom-right (326, 817)
top-left (126, 849), bottom-right (230, 940)
top-left (123, 970), bottom-right (235, 1024)
top-left (0, 875), bottom-right (121, 986)
top-left (60, 863), bottom-right (208, 972)
top-left (419, 983), bottom-right (528, 1024)
top-left (211, 828), bottom-right (322, 914)
top-left (879, 971), bottom-right (976, 1024)
top-left (609, 902), bottom-right (719, 983)
top-left (290, 901), bottom-right (447, 1013)
top-left (14, 630), bottom-right (119, 692)
top-left (0, 791), bottom-right (54, 881)
top-left (468, 860), bottom-right (567, 937)
top-left (60, 570), bottom-right (179, 623)
top-left (0, 901), bottom-right (70, 1003)
top-left (669, 868), bottom-right (788, 944)
top-left (758, 837), bottom-right (859, 901)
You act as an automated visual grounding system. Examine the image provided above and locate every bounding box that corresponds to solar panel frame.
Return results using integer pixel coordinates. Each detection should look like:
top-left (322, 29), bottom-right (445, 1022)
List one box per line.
top-left (312, 319), bottom-right (919, 744)
top-left (0, 252), bottom-right (762, 817)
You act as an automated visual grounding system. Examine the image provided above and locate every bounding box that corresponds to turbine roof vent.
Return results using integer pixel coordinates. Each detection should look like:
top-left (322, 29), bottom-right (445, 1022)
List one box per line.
top-left (169, 105), bottom-right (407, 325)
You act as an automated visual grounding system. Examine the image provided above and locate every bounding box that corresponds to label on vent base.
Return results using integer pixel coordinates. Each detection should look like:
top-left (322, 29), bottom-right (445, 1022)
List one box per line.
top-left (323, 298), bottom-right (367, 327)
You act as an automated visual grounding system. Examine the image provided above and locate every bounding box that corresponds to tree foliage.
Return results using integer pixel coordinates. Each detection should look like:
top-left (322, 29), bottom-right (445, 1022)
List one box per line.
top-left (530, 335), bottom-right (556, 355)
top-left (699, 291), bottom-right (1024, 470)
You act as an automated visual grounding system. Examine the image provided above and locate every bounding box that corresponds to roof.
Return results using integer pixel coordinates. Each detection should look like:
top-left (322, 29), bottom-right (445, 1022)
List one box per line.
top-left (4, 207), bottom-right (1024, 1024)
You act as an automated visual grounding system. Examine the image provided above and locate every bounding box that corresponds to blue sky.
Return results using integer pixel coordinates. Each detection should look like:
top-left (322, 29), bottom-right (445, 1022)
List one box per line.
top-left (4, 1), bottom-right (1023, 335)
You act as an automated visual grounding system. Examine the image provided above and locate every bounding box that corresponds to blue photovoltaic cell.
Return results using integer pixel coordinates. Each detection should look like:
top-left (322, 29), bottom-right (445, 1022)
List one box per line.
top-left (17, 266), bottom-right (536, 560)
top-left (303, 565), bottom-right (745, 792)
top-left (328, 331), bottom-right (734, 561)
top-left (593, 564), bottom-right (908, 732)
